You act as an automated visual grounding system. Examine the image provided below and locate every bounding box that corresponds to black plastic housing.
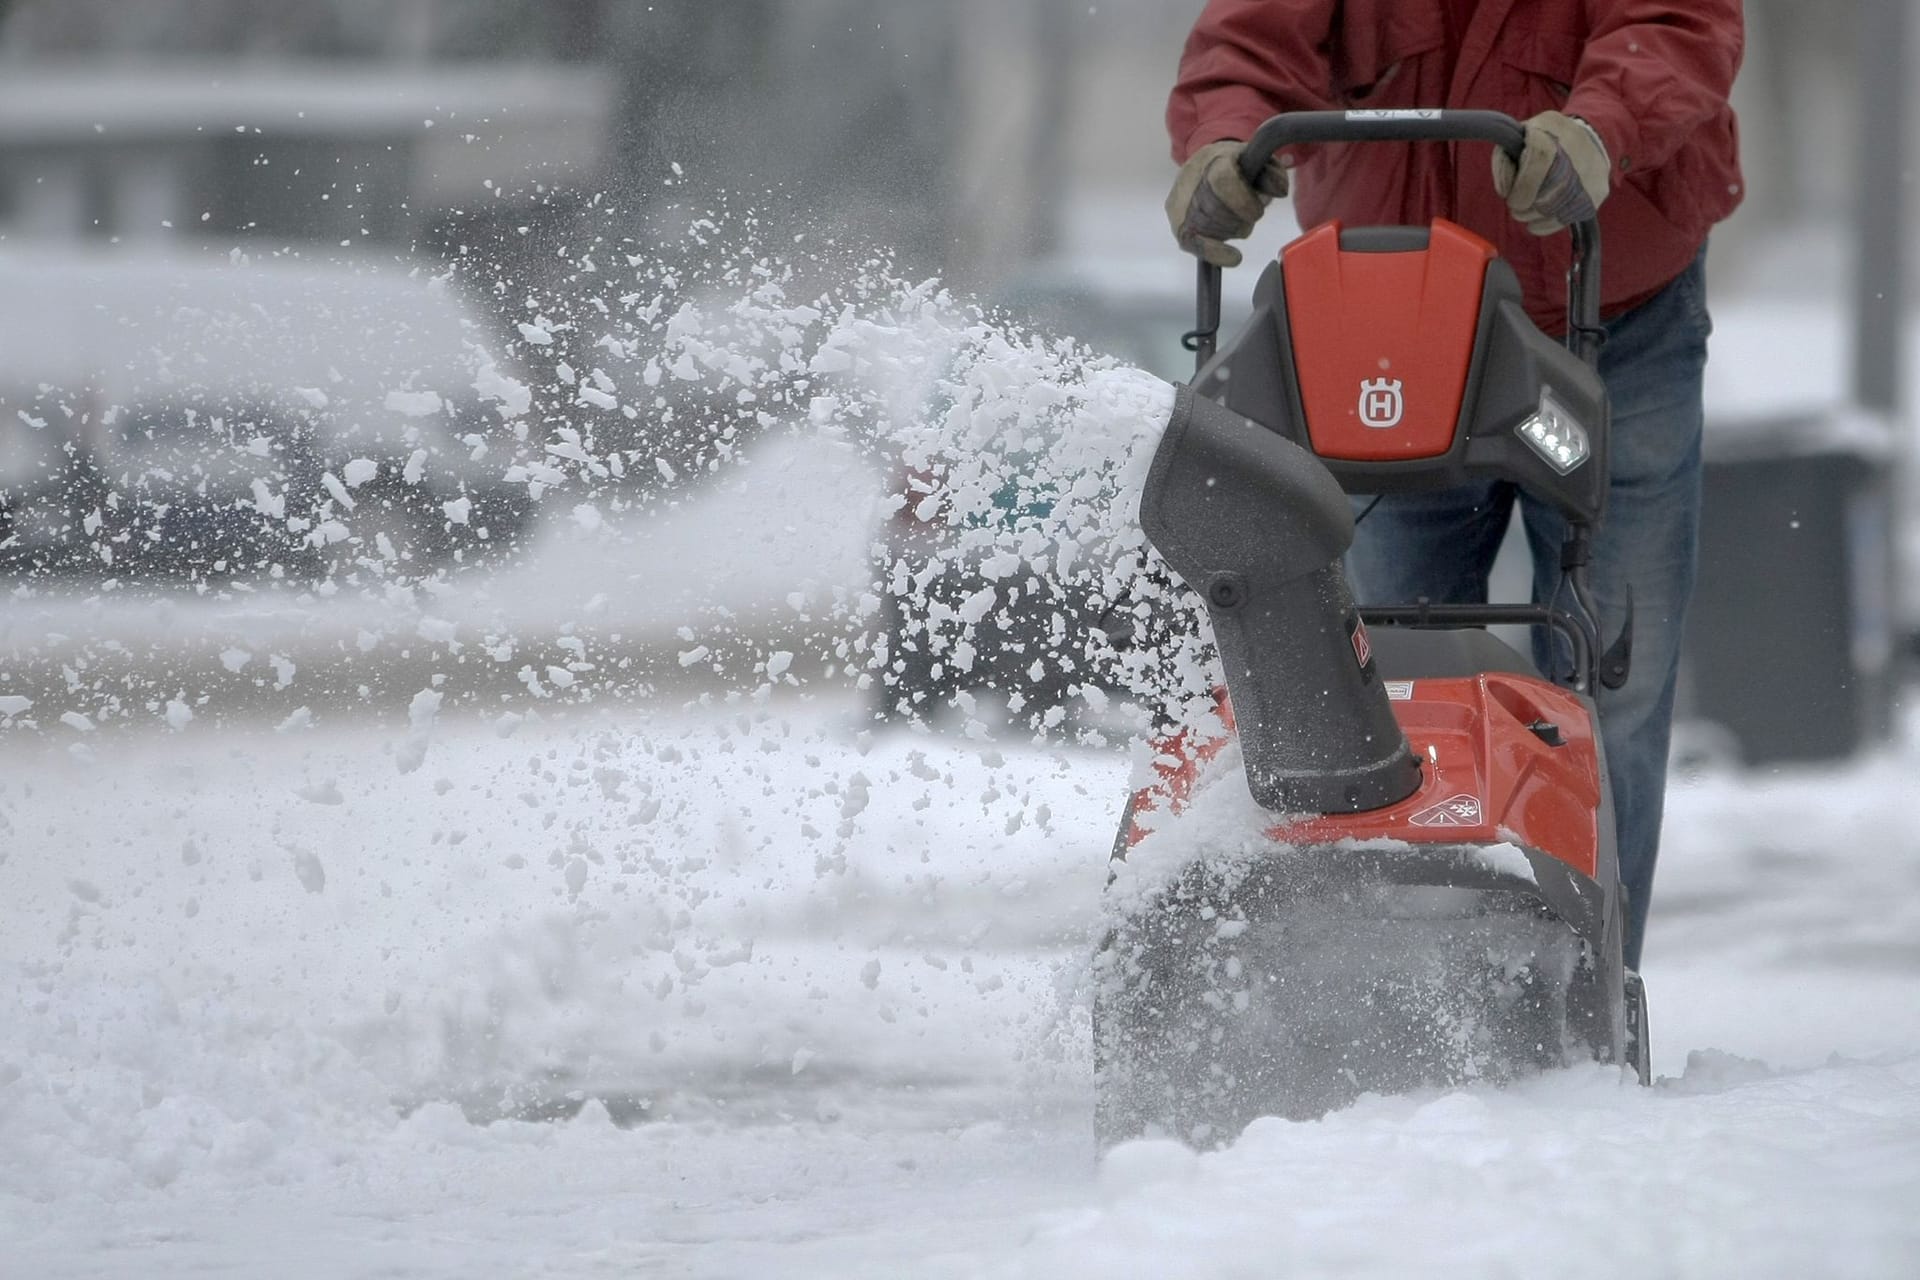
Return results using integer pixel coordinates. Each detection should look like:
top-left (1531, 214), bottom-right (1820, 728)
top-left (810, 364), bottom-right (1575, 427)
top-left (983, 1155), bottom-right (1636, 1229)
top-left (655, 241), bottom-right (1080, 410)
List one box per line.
top-left (1194, 233), bottom-right (1611, 526)
top-left (1140, 385), bottom-right (1423, 814)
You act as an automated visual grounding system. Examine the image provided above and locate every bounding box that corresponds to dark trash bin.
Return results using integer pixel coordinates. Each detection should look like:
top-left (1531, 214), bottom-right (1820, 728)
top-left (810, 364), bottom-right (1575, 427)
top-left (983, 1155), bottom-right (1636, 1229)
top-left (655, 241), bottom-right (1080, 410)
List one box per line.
top-left (1680, 409), bottom-right (1899, 765)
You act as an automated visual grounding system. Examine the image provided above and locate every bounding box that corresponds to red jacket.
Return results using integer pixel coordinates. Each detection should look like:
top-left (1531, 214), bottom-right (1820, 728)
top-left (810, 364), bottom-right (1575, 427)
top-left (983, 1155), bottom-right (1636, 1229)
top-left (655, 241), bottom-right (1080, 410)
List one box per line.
top-left (1169, 0), bottom-right (1744, 333)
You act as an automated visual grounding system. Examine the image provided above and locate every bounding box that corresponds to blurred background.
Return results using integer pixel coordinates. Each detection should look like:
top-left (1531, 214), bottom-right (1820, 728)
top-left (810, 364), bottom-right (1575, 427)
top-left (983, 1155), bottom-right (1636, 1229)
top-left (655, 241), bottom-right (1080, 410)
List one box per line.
top-left (0, 0), bottom-right (1913, 765)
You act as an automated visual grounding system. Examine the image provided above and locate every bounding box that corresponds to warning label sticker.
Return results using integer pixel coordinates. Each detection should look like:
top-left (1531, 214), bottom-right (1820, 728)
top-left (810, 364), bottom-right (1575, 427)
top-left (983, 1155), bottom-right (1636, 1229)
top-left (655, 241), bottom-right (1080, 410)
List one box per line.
top-left (1384, 681), bottom-right (1415, 701)
top-left (1350, 621), bottom-right (1373, 670)
top-left (1410, 793), bottom-right (1484, 827)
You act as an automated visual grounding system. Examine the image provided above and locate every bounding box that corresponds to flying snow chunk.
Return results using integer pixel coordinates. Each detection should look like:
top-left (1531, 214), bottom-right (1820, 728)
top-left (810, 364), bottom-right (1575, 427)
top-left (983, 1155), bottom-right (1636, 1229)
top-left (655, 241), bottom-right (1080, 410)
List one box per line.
top-left (163, 699), bottom-right (193, 731)
top-left (293, 386), bottom-right (330, 410)
top-left (979, 550), bottom-right (1023, 581)
top-left (839, 773), bottom-right (871, 820)
top-left (250, 477), bottom-right (285, 519)
top-left (810, 346), bottom-right (854, 375)
top-left (766, 651), bottom-right (794, 679)
top-left (545, 437), bottom-right (591, 465)
top-left (409, 688), bottom-right (443, 732)
top-left (958, 586), bottom-right (998, 625)
top-left (572, 503), bottom-right (604, 532)
top-left (321, 471), bottom-right (355, 511)
top-left (0, 696), bottom-right (31, 717)
top-left (442, 496), bottom-right (472, 525)
top-left (474, 363), bottom-right (532, 417)
top-left (59, 711), bottom-right (95, 733)
top-left (384, 389), bottom-right (444, 418)
top-left (395, 687), bottom-right (443, 774)
top-left (219, 647), bottom-right (253, 673)
top-left (402, 449), bottom-right (428, 485)
top-left (517, 322), bottom-right (555, 346)
top-left (342, 458), bottom-right (380, 488)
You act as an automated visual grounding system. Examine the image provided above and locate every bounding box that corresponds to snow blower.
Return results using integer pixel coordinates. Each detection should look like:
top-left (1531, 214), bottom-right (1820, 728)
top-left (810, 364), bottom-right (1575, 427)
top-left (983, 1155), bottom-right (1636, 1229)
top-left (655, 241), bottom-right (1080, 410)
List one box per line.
top-left (1095, 110), bottom-right (1650, 1148)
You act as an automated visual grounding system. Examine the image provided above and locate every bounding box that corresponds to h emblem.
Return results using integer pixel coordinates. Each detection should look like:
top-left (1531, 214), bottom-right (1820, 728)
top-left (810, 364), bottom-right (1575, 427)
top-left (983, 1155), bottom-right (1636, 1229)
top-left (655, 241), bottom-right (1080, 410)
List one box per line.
top-left (1358, 377), bottom-right (1404, 429)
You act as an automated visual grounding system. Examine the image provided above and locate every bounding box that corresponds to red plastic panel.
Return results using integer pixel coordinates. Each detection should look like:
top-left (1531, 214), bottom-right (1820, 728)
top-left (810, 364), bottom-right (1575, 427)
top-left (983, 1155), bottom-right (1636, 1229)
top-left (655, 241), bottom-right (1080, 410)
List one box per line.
top-left (1125, 674), bottom-right (1601, 881)
top-left (1280, 219), bottom-right (1496, 463)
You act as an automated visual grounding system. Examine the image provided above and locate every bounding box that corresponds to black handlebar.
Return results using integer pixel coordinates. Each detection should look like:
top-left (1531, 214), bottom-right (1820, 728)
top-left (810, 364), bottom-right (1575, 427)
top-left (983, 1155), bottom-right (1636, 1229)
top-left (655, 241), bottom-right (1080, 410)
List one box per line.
top-left (1239, 108), bottom-right (1532, 177)
top-left (1189, 109), bottom-right (1603, 372)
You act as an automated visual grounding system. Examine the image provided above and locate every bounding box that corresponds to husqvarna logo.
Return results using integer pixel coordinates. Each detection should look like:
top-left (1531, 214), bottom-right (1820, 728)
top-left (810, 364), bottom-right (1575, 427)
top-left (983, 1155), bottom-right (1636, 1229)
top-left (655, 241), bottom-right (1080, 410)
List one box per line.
top-left (1359, 377), bottom-right (1404, 429)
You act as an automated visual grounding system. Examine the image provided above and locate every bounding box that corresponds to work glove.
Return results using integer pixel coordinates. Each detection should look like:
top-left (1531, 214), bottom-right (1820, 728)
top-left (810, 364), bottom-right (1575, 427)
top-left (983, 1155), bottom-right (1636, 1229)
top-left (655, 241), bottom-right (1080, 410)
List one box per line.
top-left (1166, 140), bottom-right (1290, 268)
top-left (1491, 110), bottom-right (1610, 236)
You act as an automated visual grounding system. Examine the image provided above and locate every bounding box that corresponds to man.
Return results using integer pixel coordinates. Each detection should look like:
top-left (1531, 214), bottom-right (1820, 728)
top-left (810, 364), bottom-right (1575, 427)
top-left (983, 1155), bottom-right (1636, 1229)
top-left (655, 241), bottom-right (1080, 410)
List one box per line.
top-left (1163, 0), bottom-right (1744, 970)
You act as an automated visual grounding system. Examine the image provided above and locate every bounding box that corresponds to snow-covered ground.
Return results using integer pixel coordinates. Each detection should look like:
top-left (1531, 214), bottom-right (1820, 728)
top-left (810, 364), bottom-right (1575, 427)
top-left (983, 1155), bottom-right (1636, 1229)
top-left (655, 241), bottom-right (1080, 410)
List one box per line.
top-left (3, 697), bottom-right (1918, 1278)
top-left (0, 429), bottom-right (890, 726)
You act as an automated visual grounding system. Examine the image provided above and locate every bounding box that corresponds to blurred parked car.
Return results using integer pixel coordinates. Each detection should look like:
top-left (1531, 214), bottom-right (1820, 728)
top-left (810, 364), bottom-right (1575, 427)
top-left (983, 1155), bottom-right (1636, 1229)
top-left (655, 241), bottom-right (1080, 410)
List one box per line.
top-left (0, 247), bottom-right (534, 584)
top-left (871, 258), bottom-right (1246, 727)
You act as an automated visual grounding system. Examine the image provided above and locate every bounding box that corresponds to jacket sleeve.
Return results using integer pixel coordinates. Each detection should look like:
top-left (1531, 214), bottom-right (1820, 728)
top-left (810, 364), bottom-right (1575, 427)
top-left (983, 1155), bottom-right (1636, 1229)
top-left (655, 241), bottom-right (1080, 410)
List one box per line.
top-left (1564, 0), bottom-right (1743, 177)
top-left (1168, 0), bottom-right (1340, 164)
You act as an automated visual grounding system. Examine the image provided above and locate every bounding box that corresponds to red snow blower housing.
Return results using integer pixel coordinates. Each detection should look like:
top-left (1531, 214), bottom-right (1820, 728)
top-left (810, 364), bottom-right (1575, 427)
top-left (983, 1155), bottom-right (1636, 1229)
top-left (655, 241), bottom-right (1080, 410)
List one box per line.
top-left (1095, 110), bottom-right (1648, 1148)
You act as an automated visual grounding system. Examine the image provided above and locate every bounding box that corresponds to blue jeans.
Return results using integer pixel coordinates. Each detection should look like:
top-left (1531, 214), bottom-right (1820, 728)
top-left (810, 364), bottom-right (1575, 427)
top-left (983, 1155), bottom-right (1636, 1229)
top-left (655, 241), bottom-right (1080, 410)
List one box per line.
top-left (1347, 253), bottom-right (1711, 971)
